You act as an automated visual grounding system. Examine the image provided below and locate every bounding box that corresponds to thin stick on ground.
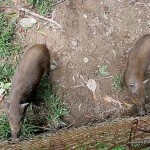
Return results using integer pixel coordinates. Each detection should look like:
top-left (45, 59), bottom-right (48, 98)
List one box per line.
top-left (63, 121), bottom-right (75, 129)
top-left (18, 8), bottom-right (62, 29)
top-left (50, 0), bottom-right (66, 8)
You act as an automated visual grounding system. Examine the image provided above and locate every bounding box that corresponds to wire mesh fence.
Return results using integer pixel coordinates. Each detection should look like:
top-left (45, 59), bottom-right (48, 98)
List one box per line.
top-left (0, 116), bottom-right (150, 150)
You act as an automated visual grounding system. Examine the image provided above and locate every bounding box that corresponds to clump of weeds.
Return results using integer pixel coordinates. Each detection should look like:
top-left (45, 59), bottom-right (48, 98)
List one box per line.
top-left (113, 74), bottom-right (123, 92)
top-left (97, 65), bottom-right (110, 77)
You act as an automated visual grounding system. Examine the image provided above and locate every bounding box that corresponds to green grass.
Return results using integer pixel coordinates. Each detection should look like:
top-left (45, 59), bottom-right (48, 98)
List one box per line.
top-left (113, 74), bottom-right (123, 92)
top-left (0, 113), bottom-right (11, 139)
top-left (0, 14), bottom-right (21, 60)
top-left (111, 146), bottom-right (127, 150)
top-left (37, 78), bottom-right (69, 129)
top-left (0, 13), bottom-right (68, 140)
top-left (0, 64), bottom-right (16, 84)
top-left (0, 13), bottom-right (20, 140)
top-left (97, 65), bottom-right (109, 77)
top-left (72, 142), bottom-right (128, 150)
top-left (0, 14), bottom-right (21, 84)
top-left (96, 142), bottom-right (108, 149)
top-left (27, 0), bottom-right (58, 15)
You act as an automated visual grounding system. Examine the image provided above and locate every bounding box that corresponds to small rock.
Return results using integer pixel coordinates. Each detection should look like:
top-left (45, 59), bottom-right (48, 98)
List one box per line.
top-left (138, 19), bottom-right (141, 23)
top-left (117, 0), bottom-right (123, 2)
top-left (71, 40), bottom-right (78, 47)
top-left (83, 57), bottom-right (89, 63)
top-left (19, 17), bottom-right (37, 28)
top-left (50, 64), bottom-right (57, 71)
top-left (106, 26), bottom-right (114, 36)
top-left (83, 14), bottom-right (87, 19)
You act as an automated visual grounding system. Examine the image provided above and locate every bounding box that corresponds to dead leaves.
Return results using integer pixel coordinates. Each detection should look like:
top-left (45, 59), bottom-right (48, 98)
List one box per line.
top-left (86, 79), bottom-right (97, 93)
top-left (104, 95), bottom-right (134, 108)
top-left (104, 95), bottom-right (122, 108)
top-left (86, 79), bottom-right (97, 102)
top-left (71, 73), bottom-right (98, 103)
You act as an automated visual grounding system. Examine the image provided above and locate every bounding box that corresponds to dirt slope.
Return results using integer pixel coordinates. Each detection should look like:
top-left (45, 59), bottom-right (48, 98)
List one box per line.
top-left (20, 0), bottom-right (150, 127)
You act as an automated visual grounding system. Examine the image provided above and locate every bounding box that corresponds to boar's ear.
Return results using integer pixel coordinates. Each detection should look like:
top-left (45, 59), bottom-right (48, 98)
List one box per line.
top-left (20, 103), bottom-right (29, 110)
top-left (129, 83), bottom-right (134, 88)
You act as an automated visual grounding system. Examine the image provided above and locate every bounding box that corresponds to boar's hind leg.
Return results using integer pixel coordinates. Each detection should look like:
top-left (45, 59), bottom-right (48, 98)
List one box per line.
top-left (45, 68), bottom-right (50, 77)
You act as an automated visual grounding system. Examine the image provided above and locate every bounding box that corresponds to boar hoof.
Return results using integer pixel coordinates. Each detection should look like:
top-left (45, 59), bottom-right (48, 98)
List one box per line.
top-left (139, 109), bottom-right (145, 116)
top-left (12, 138), bottom-right (20, 143)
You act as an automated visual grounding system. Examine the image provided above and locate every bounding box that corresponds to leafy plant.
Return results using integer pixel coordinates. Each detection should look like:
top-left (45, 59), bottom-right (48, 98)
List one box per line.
top-left (113, 75), bottom-right (123, 91)
top-left (0, 82), bottom-right (11, 90)
top-left (98, 65), bottom-right (109, 77)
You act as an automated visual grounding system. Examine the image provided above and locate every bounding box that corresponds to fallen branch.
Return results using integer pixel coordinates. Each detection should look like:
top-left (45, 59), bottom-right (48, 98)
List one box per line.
top-left (18, 8), bottom-right (62, 29)
top-left (63, 121), bottom-right (75, 129)
top-left (50, 0), bottom-right (66, 8)
top-left (70, 84), bottom-right (84, 88)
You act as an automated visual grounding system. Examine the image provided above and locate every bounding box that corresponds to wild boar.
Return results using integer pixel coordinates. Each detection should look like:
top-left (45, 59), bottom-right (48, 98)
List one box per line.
top-left (5, 44), bottom-right (50, 142)
top-left (123, 34), bottom-right (150, 116)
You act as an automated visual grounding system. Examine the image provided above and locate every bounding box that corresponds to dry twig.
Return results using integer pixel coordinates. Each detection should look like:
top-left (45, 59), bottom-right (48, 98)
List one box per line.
top-left (18, 8), bottom-right (62, 29)
top-left (50, 0), bottom-right (66, 8)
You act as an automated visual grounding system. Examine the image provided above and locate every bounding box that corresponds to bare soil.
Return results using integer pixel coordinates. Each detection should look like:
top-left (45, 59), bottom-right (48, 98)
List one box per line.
top-left (3, 0), bottom-right (150, 127)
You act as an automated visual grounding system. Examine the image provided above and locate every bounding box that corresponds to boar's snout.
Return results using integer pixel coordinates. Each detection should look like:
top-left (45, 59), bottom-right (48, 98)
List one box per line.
top-left (9, 119), bottom-right (22, 141)
top-left (11, 130), bottom-right (20, 143)
top-left (128, 82), bottom-right (146, 116)
top-left (5, 102), bottom-right (29, 141)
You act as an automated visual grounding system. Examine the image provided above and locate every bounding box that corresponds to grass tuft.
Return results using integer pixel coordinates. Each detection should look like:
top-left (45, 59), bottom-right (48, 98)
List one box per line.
top-left (0, 14), bottom-right (21, 60)
top-left (37, 78), bottom-right (69, 129)
top-left (27, 0), bottom-right (57, 15)
top-left (0, 14), bottom-right (21, 84)
top-left (97, 65), bottom-right (109, 77)
top-left (0, 113), bottom-right (11, 140)
top-left (113, 75), bottom-right (123, 92)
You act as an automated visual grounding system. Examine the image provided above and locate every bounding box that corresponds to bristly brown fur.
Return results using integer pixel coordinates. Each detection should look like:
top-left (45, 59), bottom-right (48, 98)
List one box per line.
top-left (6, 44), bottom-right (50, 142)
top-left (123, 34), bottom-right (150, 116)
